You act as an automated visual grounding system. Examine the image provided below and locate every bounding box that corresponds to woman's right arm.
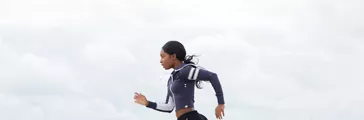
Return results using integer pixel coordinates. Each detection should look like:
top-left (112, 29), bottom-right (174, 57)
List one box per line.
top-left (145, 93), bottom-right (175, 113)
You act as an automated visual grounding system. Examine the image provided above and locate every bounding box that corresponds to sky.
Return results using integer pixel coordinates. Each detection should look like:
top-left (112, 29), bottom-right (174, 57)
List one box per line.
top-left (0, 0), bottom-right (363, 120)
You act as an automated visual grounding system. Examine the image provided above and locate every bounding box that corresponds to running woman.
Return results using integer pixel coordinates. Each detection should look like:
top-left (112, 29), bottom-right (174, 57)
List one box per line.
top-left (134, 40), bottom-right (225, 120)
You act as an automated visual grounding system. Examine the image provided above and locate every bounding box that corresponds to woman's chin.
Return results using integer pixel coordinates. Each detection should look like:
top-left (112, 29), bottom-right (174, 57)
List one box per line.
top-left (162, 66), bottom-right (170, 70)
top-left (162, 66), bottom-right (167, 70)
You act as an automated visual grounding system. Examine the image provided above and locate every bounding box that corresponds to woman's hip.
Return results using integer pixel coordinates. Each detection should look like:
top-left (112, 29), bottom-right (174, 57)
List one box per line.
top-left (177, 110), bottom-right (208, 120)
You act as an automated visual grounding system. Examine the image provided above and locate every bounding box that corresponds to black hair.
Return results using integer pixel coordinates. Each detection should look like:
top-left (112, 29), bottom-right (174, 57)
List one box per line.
top-left (161, 40), bottom-right (198, 64)
top-left (162, 40), bottom-right (203, 89)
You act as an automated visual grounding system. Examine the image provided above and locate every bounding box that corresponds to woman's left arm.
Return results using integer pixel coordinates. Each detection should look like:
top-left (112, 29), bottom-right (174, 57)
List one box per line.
top-left (182, 66), bottom-right (225, 105)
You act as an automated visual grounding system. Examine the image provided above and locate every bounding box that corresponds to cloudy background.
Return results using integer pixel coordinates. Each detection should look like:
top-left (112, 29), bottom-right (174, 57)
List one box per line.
top-left (0, 0), bottom-right (363, 120)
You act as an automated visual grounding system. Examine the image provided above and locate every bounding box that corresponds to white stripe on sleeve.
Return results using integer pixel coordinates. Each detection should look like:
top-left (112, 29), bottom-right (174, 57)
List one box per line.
top-left (188, 67), bottom-right (195, 80)
top-left (156, 96), bottom-right (175, 111)
top-left (192, 68), bottom-right (200, 80)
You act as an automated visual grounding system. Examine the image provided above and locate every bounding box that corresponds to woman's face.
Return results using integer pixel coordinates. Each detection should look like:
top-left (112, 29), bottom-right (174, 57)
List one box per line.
top-left (160, 50), bottom-right (175, 70)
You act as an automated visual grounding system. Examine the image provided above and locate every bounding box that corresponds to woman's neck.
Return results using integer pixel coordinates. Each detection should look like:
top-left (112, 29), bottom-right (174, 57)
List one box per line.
top-left (173, 61), bottom-right (183, 69)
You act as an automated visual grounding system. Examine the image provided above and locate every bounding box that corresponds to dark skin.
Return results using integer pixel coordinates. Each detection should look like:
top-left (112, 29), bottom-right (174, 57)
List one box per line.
top-left (134, 49), bottom-right (225, 119)
top-left (159, 49), bottom-right (182, 70)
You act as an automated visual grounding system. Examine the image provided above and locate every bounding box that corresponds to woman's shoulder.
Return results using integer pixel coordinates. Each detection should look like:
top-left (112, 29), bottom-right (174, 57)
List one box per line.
top-left (177, 64), bottom-right (197, 72)
top-left (177, 64), bottom-right (202, 79)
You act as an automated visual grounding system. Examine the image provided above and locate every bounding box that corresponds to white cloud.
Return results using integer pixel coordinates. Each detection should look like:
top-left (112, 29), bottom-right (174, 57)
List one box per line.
top-left (82, 41), bottom-right (137, 66)
top-left (0, 0), bottom-right (363, 120)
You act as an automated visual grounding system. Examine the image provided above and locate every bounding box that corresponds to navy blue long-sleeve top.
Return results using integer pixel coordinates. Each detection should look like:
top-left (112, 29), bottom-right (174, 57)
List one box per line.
top-left (146, 63), bottom-right (225, 113)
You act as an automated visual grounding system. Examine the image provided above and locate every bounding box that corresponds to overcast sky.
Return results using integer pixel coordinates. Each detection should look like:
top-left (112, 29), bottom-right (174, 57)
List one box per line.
top-left (1, 0), bottom-right (363, 120)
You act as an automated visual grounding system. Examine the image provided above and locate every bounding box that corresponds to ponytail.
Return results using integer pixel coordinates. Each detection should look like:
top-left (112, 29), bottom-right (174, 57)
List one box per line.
top-left (184, 55), bottom-right (204, 89)
top-left (195, 79), bottom-right (203, 89)
top-left (183, 54), bottom-right (199, 64)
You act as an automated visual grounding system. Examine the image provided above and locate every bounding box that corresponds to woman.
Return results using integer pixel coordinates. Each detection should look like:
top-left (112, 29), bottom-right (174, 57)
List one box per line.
top-left (134, 40), bottom-right (225, 120)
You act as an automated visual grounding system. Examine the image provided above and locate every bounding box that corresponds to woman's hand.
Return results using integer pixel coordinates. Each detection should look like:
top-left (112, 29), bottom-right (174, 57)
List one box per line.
top-left (134, 92), bottom-right (149, 106)
top-left (215, 104), bottom-right (225, 119)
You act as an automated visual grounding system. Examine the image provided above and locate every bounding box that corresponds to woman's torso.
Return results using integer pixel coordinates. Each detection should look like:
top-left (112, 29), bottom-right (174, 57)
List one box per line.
top-left (168, 64), bottom-right (197, 118)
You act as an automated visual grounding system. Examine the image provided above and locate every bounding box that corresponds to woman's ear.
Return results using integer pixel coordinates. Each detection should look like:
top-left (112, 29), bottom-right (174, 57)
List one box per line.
top-left (171, 54), bottom-right (177, 60)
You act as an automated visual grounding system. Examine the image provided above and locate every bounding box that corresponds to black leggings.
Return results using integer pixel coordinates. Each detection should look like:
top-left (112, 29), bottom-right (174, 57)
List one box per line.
top-left (177, 110), bottom-right (208, 120)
